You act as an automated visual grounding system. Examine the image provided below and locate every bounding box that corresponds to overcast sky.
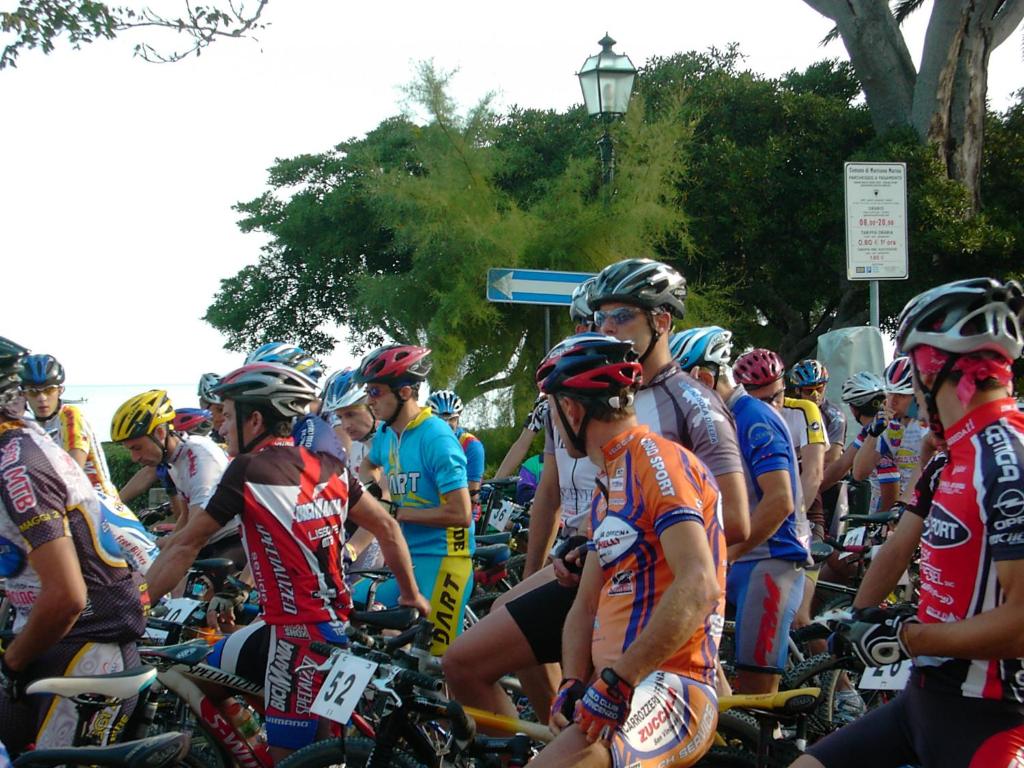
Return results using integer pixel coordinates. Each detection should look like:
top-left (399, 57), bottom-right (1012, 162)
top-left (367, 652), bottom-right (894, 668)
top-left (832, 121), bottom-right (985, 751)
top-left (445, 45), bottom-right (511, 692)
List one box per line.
top-left (3, 1), bottom-right (1021, 386)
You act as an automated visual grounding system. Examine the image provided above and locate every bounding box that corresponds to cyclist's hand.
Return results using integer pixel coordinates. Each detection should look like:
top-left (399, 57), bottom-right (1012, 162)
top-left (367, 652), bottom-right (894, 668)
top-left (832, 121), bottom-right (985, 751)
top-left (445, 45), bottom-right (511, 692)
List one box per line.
top-left (574, 669), bottom-right (634, 744)
top-left (399, 592), bottom-right (432, 618)
top-left (206, 594), bottom-right (239, 631)
top-left (837, 612), bottom-right (918, 667)
top-left (553, 552), bottom-right (583, 588)
top-left (549, 677), bottom-right (586, 734)
top-left (524, 396), bottom-right (548, 433)
top-left (0, 656), bottom-right (30, 702)
top-left (867, 411), bottom-right (889, 438)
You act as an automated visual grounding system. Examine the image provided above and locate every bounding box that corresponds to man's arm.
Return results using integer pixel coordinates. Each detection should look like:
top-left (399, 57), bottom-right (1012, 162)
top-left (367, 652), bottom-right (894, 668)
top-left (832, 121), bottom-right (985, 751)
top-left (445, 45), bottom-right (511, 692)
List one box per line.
top-left (852, 513), bottom-right (924, 609)
top-left (821, 442), bottom-right (857, 492)
top-left (799, 443), bottom-right (825, 507)
top-left (904, 558), bottom-right (1024, 659)
top-left (2, 538), bottom-right (87, 670)
top-left (494, 428), bottom-right (537, 479)
top-left (68, 448), bottom-right (88, 470)
top-left (727, 469), bottom-right (794, 562)
top-left (852, 434), bottom-right (882, 481)
top-left (524, 454), bottom-right (562, 577)
top-left (146, 510), bottom-right (224, 601)
top-left (823, 442), bottom-right (843, 471)
top-left (119, 465), bottom-right (158, 504)
top-left (559, 547), bottom-right (602, 683)
top-left (612, 520), bottom-right (721, 686)
top-left (348, 493), bottom-right (429, 615)
top-left (715, 471), bottom-right (749, 546)
top-left (396, 487), bottom-right (472, 528)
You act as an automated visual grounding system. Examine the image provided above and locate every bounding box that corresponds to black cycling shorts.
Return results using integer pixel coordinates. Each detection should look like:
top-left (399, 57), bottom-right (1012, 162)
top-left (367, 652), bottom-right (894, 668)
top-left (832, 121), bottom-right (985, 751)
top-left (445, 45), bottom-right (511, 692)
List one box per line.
top-left (809, 681), bottom-right (1024, 767)
top-left (504, 579), bottom-right (577, 664)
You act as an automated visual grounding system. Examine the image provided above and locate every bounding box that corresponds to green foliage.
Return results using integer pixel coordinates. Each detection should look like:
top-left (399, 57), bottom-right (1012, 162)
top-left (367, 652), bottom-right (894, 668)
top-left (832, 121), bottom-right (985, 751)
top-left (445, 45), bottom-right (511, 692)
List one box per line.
top-left (102, 441), bottom-right (139, 502)
top-left (1, 0), bottom-right (268, 70)
top-left (470, 424), bottom-right (543, 479)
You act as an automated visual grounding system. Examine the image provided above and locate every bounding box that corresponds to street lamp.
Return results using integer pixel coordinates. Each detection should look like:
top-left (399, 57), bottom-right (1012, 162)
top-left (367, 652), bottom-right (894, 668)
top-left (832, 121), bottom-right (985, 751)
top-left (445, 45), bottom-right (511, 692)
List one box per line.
top-left (577, 34), bottom-right (637, 188)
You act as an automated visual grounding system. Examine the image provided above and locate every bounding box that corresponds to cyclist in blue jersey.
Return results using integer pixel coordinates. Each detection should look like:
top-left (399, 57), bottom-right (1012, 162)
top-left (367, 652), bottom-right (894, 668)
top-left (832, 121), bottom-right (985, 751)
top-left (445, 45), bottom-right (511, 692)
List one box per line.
top-left (353, 344), bottom-right (473, 655)
top-left (427, 390), bottom-right (486, 520)
top-left (671, 327), bottom-right (807, 695)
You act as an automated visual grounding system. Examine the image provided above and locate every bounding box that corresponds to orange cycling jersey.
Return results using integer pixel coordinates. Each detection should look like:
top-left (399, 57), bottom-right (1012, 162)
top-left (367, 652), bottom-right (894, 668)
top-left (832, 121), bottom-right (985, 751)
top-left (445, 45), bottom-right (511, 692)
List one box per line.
top-left (590, 425), bottom-right (726, 687)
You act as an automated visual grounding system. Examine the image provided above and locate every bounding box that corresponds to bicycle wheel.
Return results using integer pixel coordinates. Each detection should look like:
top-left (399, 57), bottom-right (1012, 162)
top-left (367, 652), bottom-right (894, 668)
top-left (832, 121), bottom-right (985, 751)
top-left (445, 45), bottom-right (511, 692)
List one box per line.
top-left (276, 737), bottom-right (424, 768)
top-left (780, 652), bottom-right (843, 740)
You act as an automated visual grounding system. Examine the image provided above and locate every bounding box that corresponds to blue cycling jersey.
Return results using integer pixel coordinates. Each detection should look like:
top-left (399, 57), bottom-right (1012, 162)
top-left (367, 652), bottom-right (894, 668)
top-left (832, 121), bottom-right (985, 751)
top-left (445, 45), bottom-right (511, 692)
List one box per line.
top-left (369, 408), bottom-right (473, 557)
top-left (727, 387), bottom-right (809, 562)
top-left (454, 427), bottom-right (485, 484)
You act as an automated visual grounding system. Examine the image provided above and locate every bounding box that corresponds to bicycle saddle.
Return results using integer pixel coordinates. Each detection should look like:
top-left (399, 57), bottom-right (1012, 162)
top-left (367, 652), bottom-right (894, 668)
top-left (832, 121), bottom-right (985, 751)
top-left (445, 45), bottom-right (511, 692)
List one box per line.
top-left (190, 557), bottom-right (236, 579)
top-left (810, 540), bottom-right (835, 563)
top-left (26, 666), bottom-right (156, 700)
top-left (473, 544), bottom-right (511, 569)
top-left (13, 732), bottom-right (189, 768)
top-left (842, 509), bottom-right (898, 525)
top-left (139, 639), bottom-right (214, 666)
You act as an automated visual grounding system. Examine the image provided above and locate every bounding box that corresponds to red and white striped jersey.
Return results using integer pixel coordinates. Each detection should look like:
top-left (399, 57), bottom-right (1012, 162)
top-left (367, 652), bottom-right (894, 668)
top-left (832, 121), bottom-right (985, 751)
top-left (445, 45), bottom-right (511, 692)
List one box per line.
top-left (915, 398), bottom-right (1024, 702)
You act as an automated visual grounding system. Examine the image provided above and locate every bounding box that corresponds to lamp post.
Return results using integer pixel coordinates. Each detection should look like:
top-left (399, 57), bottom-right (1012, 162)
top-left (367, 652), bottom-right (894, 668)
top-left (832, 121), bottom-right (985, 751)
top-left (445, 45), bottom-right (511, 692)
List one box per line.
top-left (577, 34), bottom-right (637, 189)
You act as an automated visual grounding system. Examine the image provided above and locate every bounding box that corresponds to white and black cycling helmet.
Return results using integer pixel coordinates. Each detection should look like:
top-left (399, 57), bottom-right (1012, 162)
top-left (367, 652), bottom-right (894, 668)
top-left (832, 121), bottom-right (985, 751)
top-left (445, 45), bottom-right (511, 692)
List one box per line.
top-left (883, 356), bottom-right (915, 395)
top-left (569, 277), bottom-right (597, 325)
top-left (198, 372), bottom-right (222, 405)
top-left (896, 277), bottom-right (1024, 360)
top-left (841, 371), bottom-right (886, 408)
top-left (0, 337), bottom-right (29, 406)
top-left (589, 258), bottom-right (687, 318)
top-left (427, 389), bottom-right (463, 417)
top-left (213, 362), bottom-right (318, 421)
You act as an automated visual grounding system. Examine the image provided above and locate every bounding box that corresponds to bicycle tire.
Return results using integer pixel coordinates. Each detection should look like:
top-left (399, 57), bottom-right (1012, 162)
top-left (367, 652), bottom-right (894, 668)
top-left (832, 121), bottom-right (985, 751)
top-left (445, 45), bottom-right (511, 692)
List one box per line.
top-left (780, 652), bottom-right (843, 739)
top-left (276, 737), bottom-right (424, 768)
top-left (715, 710), bottom-right (761, 751)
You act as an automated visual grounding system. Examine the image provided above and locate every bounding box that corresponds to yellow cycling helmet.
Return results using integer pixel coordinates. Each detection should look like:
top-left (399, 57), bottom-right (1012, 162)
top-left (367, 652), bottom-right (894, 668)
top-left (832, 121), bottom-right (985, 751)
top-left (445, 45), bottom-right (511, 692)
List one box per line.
top-left (111, 390), bottom-right (176, 442)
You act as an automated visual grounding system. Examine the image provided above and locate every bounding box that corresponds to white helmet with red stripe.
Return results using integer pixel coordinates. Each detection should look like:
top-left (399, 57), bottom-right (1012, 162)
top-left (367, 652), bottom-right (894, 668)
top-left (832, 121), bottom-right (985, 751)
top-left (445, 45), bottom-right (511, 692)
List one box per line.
top-left (883, 356), bottom-right (915, 395)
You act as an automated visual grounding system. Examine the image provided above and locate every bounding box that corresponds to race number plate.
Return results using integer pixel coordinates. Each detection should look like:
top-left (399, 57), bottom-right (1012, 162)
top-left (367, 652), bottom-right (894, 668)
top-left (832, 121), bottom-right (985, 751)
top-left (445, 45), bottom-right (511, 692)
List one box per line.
top-left (311, 653), bottom-right (378, 724)
top-left (844, 526), bottom-right (866, 546)
top-left (858, 660), bottom-right (912, 691)
top-left (488, 500), bottom-right (515, 532)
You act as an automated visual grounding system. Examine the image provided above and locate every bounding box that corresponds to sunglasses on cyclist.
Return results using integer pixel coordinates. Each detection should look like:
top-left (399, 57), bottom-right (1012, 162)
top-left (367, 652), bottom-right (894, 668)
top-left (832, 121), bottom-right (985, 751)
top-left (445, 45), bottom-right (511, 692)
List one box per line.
top-left (594, 306), bottom-right (643, 328)
top-left (365, 385), bottom-right (393, 399)
top-left (21, 385), bottom-right (60, 397)
top-left (799, 384), bottom-right (826, 395)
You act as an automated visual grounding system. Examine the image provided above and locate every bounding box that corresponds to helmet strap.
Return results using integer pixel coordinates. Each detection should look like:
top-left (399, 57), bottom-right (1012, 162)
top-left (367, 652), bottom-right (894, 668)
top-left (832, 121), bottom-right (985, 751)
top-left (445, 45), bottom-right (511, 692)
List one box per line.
top-left (553, 396), bottom-right (590, 457)
top-left (383, 389), bottom-right (406, 428)
top-left (914, 353), bottom-right (959, 438)
top-left (639, 311), bottom-right (661, 364)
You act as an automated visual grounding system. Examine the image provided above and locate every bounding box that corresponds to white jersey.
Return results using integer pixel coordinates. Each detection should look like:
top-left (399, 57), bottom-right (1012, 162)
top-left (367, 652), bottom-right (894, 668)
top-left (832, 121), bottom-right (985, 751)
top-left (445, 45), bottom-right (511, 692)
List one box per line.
top-left (543, 414), bottom-right (598, 536)
top-left (166, 434), bottom-right (235, 542)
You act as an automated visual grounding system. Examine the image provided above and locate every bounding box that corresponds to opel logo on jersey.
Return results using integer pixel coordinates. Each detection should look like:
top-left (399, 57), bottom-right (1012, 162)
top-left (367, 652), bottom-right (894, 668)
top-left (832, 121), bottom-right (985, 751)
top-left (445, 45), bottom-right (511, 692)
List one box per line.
top-left (994, 488), bottom-right (1024, 519)
top-left (923, 503), bottom-right (972, 549)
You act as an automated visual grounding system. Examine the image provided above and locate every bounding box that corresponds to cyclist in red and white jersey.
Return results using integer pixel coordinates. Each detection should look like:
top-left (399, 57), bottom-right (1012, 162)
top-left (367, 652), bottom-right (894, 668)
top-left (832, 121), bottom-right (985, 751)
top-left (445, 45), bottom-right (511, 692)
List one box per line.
top-left (145, 362), bottom-right (427, 761)
top-left (796, 277), bottom-right (1024, 768)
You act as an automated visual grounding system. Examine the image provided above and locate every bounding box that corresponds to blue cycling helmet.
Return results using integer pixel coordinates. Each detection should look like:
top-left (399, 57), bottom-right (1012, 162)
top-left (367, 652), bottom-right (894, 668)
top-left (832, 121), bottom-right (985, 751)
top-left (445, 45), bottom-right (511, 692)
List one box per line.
top-left (789, 359), bottom-right (829, 388)
top-left (322, 368), bottom-right (368, 411)
top-left (21, 354), bottom-right (65, 387)
top-left (427, 389), bottom-right (464, 417)
top-left (245, 342), bottom-right (325, 384)
top-left (669, 327), bottom-right (733, 373)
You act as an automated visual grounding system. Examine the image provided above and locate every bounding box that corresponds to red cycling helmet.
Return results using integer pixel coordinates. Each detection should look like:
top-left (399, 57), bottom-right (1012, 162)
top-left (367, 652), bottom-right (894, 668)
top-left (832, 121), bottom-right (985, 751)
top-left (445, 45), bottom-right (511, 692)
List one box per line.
top-left (733, 348), bottom-right (786, 387)
top-left (172, 408), bottom-right (214, 436)
top-left (355, 344), bottom-right (432, 387)
top-left (536, 332), bottom-right (642, 400)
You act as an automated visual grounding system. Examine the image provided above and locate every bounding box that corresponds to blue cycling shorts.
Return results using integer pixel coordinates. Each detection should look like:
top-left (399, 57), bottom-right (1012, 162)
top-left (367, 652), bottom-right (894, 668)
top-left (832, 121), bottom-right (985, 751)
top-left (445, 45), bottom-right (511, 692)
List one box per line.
top-left (726, 558), bottom-right (805, 674)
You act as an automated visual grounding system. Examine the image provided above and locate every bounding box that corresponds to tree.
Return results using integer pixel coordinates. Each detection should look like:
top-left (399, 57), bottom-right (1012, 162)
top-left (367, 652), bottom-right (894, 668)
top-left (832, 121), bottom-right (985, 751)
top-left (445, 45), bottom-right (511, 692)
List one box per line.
top-left (206, 63), bottom-right (695, 412)
top-left (802, 0), bottom-right (1024, 209)
top-left (638, 49), bottom-right (1021, 361)
top-left (1, 0), bottom-right (267, 69)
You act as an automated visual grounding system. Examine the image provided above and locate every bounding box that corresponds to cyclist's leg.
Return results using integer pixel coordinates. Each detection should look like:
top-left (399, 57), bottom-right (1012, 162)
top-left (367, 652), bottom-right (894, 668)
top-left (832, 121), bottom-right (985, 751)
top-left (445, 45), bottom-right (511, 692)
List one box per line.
top-left (426, 555), bottom-right (473, 655)
top-left (529, 724), bottom-right (611, 768)
top-left (611, 673), bottom-right (717, 768)
top-left (729, 558), bottom-right (805, 694)
top-left (206, 619), bottom-right (270, 688)
top-left (795, 690), bottom-right (916, 768)
top-left (27, 639), bottom-right (141, 751)
top-left (263, 622), bottom-right (343, 763)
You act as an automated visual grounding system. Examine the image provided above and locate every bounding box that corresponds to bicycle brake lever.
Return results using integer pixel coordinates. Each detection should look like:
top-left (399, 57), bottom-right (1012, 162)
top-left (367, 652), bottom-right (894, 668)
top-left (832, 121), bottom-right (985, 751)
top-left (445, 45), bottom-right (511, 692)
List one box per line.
top-left (369, 667), bottom-right (402, 706)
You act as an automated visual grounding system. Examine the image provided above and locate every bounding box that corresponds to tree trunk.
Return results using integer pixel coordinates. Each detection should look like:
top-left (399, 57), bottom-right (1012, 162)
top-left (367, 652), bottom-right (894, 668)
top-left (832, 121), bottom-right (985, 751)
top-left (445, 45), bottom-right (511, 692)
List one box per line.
top-left (803, 0), bottom-right (917, 132)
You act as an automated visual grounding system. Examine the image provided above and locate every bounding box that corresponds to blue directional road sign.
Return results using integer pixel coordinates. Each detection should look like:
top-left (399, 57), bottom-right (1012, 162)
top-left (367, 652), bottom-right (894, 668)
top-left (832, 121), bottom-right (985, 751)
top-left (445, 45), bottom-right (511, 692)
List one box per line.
top-left (486, 268), bottom-right (596, 306)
